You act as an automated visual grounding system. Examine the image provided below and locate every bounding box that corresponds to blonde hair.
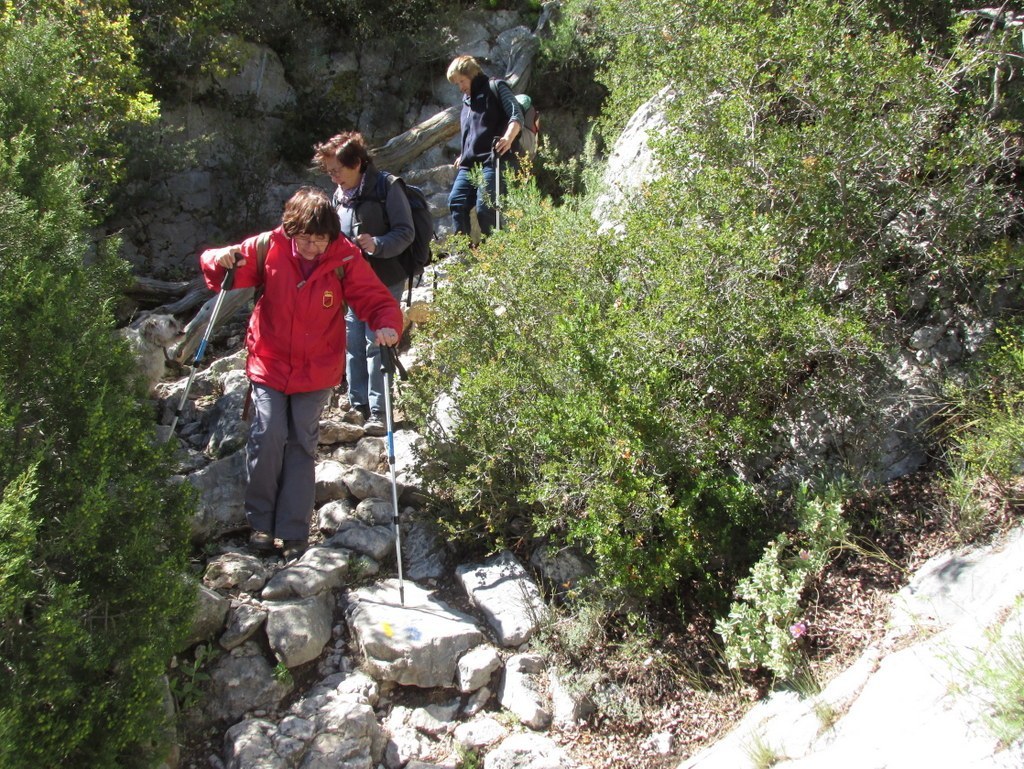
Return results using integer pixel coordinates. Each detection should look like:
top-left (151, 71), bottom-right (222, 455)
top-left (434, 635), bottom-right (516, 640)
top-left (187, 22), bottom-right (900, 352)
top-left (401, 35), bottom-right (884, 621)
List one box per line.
top-left (447, 55), bottom-right (482, 82)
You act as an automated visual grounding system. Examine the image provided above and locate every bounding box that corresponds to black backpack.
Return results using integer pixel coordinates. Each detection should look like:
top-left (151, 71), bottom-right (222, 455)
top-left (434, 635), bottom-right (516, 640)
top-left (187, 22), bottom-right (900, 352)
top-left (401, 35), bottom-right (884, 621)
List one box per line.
top-left (361, 172), bottom-right (435, 306)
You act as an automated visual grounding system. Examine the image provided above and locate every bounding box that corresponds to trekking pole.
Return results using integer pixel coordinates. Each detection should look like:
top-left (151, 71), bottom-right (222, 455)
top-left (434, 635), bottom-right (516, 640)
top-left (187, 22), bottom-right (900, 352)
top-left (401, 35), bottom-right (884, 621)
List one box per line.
top-left (493, 139), bottom-right (502, 233)
top-left (380, 343), bottom-right (408, 605)
top-left (167, 262), bottom-right (237, 439)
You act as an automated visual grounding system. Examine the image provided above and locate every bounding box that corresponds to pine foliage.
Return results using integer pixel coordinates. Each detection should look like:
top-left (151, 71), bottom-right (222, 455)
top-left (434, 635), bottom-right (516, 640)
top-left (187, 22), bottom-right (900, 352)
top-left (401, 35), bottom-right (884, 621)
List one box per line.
top-left (0, 3), bottom-right (194, 766)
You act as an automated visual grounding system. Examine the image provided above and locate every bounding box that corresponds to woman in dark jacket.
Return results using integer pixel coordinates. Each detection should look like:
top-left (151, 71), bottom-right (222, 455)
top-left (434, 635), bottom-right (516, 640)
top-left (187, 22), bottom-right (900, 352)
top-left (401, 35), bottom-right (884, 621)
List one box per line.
top-left (314, 132), bottom-right (414, 435)
top-left (446, 54), bottom-right (523, 237)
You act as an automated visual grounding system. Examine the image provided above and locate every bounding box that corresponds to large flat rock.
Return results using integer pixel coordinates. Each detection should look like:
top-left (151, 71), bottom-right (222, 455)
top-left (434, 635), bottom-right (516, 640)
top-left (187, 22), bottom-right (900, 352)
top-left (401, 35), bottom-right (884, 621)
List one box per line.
top-left (348, 579), bottom-right (485, 688)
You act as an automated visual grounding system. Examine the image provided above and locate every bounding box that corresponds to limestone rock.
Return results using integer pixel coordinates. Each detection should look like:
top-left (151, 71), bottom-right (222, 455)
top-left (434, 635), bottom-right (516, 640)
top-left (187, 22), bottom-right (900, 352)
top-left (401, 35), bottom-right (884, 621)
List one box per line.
top-left (348, 579), bottom-right (485, 688)
top-left (266, 591), bottom-right (335, 668)
top-left (261, 546), bottom-right (351, 601)
top-left (498, 653), bottom-right (551, 731)
top-left (483, 733), bottom-right (577, 769)
top-left (205, 642), bottom-right (292, 723)
top-left (456, 550), bottom-right (548, 647)
top-left (220, 601), bottom-right (268, 651)
top-left (203, 551), bottom-right (269, 592)
top-left (314, 460), bottom-right (349, 504)
top-left (183, 583), bottom-right (230, 649)
top-left (457, 644), bottom-right (503, 694)
top-left (326, 520), bottom-right (396, 562)
top-left (188, 451), bottom-right (247, 541)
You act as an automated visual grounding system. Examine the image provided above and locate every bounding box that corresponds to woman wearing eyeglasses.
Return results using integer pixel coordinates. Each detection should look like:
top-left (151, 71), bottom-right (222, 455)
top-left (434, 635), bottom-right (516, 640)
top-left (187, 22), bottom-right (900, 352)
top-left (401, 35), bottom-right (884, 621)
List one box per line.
top-left (313, 131), bottom-right (414, 437)
top-left (200, 186), bottom-right (402, 561)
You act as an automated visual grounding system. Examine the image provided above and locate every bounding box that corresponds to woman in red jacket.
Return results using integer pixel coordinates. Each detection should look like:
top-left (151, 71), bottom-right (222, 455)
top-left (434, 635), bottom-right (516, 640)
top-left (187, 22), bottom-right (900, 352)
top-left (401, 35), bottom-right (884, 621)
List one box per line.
top-left (201, 187), bottom-right (403, 560)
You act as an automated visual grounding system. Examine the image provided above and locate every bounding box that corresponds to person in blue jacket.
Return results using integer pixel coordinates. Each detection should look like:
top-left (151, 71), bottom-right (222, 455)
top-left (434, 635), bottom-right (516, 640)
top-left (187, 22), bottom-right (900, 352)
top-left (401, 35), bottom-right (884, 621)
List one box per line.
top-left (446, 54), bottom-right (524, 238)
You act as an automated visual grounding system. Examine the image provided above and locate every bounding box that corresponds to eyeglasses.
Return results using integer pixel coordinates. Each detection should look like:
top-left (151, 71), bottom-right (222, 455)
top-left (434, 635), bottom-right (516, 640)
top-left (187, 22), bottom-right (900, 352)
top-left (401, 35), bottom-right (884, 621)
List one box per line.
top-left (295, 234), bottom-right (330, 246)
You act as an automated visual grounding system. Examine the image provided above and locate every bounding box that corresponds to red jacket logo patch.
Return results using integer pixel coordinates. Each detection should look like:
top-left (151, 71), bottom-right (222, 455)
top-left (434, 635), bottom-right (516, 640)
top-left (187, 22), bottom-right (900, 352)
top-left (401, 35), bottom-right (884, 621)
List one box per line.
top-left (322, 290), bottom-right (334, 308)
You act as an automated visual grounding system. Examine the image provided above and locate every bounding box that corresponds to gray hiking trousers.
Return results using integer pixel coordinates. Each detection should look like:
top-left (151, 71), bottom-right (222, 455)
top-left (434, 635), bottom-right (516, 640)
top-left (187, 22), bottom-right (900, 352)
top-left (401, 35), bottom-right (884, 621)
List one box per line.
top-left (244, 382), bottom-right (330, 541)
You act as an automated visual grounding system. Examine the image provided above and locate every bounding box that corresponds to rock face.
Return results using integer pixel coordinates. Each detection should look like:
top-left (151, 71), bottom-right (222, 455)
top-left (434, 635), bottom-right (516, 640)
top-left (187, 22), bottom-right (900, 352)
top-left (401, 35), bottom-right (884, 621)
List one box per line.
top-left (112, 8), bottom-right (577, 284)
top-left (592, 85), bottom-right (676, 230)
top-left (679, 527), bottom-right (1024, 769)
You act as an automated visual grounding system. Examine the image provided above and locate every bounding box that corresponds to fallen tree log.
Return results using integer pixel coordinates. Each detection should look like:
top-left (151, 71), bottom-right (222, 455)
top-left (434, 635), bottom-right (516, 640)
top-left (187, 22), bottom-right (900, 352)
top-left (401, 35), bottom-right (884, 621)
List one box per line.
top-left (126, 274), bottom-right (214, 318)
top-left (172, 287), bottom-right (254, 364)
top-left (127, 275), bottom-right (196, 303)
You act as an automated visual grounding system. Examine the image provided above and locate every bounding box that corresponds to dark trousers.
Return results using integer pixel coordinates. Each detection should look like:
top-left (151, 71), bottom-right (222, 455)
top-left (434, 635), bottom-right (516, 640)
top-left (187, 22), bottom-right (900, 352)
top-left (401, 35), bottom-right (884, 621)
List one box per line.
top-left (244, 383), bottom-right (330, 540)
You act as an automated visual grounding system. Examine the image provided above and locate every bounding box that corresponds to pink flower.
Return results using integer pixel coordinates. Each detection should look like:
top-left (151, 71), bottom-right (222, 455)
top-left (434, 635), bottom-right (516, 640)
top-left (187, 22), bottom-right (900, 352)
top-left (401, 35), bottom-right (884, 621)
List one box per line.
top-left (790, 621), bottom-right (808, 639)
top-left (799, 549), bottom-right (811, 560)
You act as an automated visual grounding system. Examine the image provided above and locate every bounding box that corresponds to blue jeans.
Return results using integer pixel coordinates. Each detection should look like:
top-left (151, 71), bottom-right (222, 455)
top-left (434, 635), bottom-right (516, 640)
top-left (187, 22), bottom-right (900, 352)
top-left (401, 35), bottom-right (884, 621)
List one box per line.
top-left (346, 279), bottom-right (405, 417)
top-left (448, 162), bottom-right (512, 237)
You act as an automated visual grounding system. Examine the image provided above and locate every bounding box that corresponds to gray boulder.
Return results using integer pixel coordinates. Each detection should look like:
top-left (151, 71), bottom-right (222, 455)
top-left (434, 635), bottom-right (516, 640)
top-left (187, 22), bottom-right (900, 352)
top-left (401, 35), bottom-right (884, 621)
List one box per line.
top-left (205, 641), bottom-right (292, 723)
top-left (188, 451), bottom-right (247, 541)
top-left (203, 551), bottom-right (269, 592)
top-left (456, 550), bottom-right (548, 647)
top-left (220, 601), bottom-right (268, 651)
top-left (498, 653), bottom-right (551, 731)
top-left (326, 520), bottom-right (396, 563)
top-left (261, 547), bottom-right (352, 601)
top-left (183, 583), bottom-right (230, 649)
top-left (348, 579), bottom-right (485, 688)
top-left (266, 591), bottom-right (335, 668)
top-left (484, 733), bottom-right (577, 769)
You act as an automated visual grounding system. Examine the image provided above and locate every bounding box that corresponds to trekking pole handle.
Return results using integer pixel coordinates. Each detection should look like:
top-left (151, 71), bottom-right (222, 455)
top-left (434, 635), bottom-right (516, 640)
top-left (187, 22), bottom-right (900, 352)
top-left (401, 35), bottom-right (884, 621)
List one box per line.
top-left (192, 262), bottom-right (237, 365)
top-left (220, 254), bottom-right (240, 291)
top-left (380, 344), bottom-right (407, 380)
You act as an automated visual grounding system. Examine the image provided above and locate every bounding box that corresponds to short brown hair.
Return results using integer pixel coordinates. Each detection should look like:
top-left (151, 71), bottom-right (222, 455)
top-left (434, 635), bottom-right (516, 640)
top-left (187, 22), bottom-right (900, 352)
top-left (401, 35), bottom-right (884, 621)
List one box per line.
top-left (447, 55), bottom-right (482, 82)
top-left (313, 132), bottom-right (371, 173)
top-left (281, 187), bottom-right (340, 240)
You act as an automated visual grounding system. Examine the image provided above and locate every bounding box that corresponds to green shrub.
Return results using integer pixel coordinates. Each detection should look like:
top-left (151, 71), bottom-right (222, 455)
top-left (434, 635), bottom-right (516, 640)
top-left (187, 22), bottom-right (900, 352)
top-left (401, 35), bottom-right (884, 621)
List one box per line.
top-left (0, 1), bottom-right (158, 210)
top-left (0, 176), bottom-right (195, 766)
top-left (409, 166), bottom-right (865, 601)
top-left (716, 483), bottom-right (849, 680)
top-left (940, 321), bottom-right (1024, 538)
top-left (966, 613), bottom-right (1024, 746)
top-left (411, 0), bottom-right (1023, 607)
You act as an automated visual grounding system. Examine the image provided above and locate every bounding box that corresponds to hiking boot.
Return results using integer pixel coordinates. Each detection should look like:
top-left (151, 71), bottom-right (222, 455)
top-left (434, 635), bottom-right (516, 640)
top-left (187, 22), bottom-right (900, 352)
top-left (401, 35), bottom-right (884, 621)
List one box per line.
top-left (281, 539), bottom-right (307, 561)
top-left (363, 412), bottom-right (386, 437)
top-left (249, 530), bottom-right (275, 554)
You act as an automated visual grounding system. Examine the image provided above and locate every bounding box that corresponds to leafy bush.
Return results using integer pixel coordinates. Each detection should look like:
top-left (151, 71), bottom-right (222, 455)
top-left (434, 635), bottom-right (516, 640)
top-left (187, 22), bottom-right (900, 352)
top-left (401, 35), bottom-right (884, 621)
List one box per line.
top-left (411, 0), bottom-right (1024, 606)
top-left (0, 1), bottom-right (159, 210)
top-left (0, 7), bottom-right (195, 766)
top-left (716, 483), bottom-right (849, 680)
top-left (409, 165), bottom-right (866, 601)
top-left (940, 321), bottom-right (1024, 538)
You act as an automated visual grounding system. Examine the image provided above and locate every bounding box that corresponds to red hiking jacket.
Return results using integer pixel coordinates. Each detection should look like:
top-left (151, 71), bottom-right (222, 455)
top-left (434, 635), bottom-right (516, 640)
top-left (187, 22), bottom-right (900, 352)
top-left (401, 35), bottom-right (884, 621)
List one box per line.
top-left (200, 227), bottom-right (403, 394)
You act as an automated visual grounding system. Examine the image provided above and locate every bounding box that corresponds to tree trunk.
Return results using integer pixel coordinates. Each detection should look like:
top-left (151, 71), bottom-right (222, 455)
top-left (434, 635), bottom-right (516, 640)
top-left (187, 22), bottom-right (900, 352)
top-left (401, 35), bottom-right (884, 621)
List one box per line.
top-left (172, 288), bottom-right (254, 364)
